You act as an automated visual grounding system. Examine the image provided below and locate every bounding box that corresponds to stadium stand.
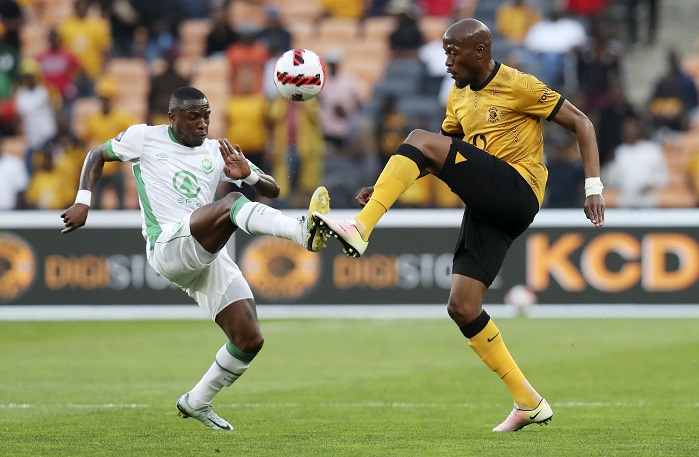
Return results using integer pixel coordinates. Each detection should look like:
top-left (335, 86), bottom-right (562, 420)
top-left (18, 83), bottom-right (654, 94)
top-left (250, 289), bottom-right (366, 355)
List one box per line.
top-left (4, 0), bottom-right (699, 210)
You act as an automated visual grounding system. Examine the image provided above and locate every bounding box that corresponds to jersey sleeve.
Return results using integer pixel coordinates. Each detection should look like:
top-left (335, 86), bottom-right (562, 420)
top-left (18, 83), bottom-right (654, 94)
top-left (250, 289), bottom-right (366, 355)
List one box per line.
top-left (440, 87), bottom-right (464, 137)
top-left (513, 72), bottom-right (565, 122)
top-left (106, 124), bottom-right (147, 163)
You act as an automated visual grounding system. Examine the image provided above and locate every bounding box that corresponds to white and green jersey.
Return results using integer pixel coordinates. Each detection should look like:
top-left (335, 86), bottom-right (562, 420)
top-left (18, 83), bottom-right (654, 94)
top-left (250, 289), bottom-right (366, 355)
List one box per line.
top-left (106, 124), bottom-right (259, 251)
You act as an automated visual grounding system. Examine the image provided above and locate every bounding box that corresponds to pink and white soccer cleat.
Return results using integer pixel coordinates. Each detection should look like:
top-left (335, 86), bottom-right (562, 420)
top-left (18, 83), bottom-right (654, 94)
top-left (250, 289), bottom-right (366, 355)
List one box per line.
top-left (312, 213), bottom-right (368, 258)
top-left (492, 398), bottom-right (553, 432)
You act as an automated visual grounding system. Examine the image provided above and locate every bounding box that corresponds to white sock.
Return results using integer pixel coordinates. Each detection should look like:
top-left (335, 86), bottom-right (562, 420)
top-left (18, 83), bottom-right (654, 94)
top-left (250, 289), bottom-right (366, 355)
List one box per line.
top-left (232, 202), bottom-right (302, 244)
top-left (187, 344), bottom-right (251, 410)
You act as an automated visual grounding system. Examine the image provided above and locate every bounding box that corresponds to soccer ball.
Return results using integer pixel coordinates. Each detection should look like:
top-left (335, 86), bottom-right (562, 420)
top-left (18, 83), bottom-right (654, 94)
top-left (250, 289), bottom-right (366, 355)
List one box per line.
top-left (273, 48), bottom-right (326, 102)
top-left (504, 285), bottom-right (537, 317)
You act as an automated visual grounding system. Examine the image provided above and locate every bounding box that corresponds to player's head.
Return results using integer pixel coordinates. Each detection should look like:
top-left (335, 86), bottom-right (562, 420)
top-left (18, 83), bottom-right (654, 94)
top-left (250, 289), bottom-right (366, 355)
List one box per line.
top-left (443, 18), bottom-right (492, 89)
top-left (168, 87), bottom-right (211, 147)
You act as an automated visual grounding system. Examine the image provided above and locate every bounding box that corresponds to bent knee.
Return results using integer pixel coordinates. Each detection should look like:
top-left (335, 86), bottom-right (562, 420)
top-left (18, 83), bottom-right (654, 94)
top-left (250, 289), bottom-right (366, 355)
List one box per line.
top-left (447, 300), bottom-right (482, 326)
top-left (404, 129), bottom-right (433, 149)
top-left (221, 192), bottom-right (245, 205)
top-left (405, 129), bottom-right (451, 163)
top-left (236, 335), bottom-right (264, 355)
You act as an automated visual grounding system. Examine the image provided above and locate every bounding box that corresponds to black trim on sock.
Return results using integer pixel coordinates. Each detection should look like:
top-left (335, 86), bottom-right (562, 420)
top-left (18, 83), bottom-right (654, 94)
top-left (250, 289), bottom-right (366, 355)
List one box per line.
top-left (459, 310), bottom-right (490, 338)
top-left (395, 143), bottom-right (427, 174)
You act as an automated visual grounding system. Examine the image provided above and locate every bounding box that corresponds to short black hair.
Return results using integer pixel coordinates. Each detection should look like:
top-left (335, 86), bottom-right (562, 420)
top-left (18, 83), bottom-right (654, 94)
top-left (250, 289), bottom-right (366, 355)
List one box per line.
top-left (169, 87), bottom-right (207, 111)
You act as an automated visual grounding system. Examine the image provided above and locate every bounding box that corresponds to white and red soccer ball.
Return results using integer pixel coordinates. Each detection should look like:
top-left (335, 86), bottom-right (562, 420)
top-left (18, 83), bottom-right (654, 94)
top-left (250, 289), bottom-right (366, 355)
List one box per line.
top-left (273, 48), bottom-right (326, 102)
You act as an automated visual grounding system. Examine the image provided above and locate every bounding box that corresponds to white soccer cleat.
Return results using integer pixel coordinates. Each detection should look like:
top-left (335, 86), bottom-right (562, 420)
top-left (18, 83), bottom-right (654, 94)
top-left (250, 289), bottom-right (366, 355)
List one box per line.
top-left (301, 186), bottom-right (330, 252)
top-left (176, 393), bottom-right (233, 431)
top-left (312, 213), bottom-right (368, 257)
top-left (492, 398), bottom-right (553, 432)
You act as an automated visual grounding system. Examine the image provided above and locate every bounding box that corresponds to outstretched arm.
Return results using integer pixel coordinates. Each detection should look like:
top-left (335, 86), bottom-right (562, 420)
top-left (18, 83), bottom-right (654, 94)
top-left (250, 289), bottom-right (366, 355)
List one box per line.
top-left (219, 138), bottom-right (280, 199)
top-left (60, 142), bottom-right (113, 234)
top-left (552, 100), bottom-right (605, 227)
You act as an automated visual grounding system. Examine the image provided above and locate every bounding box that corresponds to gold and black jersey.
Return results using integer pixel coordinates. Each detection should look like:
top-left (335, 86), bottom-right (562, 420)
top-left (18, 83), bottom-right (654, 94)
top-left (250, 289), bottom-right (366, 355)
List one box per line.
top-left (441, 62), bottom-right (564, 206)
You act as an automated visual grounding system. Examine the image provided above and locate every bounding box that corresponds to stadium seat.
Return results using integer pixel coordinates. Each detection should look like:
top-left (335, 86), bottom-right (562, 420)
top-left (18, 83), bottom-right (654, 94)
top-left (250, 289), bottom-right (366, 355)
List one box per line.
top-left (228, 1), bottom-right (267, 28)
top-left (397, 95), bottom-right (443, 131)
top-left (20, 23), bottom-right (48, 57)
top-left (371, 78), bottom-right (422, 101)
top-left (363, 16), bottom-right (397, 41)
top-left (419, 16), bottom-right (452, 42)
top-left (25, 0), bottom-right (76, 29)
top-left (655, 186), bottom-right (696, 207)
top-left (319, 17), bottom-right (360, 43)
top-left (71, 97), bottom-right (101, 139)
top-left (273, 0), bottom-right (323, 22)
top-left (179, 19), bottom-right (212, 59)
top-left (104, 58), bottom-right (150, 103)
top-left (383, 58), bottom-right (427, 84)
top-left (491, 39), bottom-right (522, 60)
top-left (473, 0), bottom-right (507, 18)
top-left (191, 57), bottom-right (229, 138)
top-left (288, 21), bottom-right (315, 49)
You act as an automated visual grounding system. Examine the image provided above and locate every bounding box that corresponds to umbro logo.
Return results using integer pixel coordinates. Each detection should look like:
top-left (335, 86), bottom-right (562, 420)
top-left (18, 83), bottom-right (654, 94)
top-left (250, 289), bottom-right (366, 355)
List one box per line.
top-left (156, 153), bottom-right (169, 161)
top-left (487, 332), bottom-right (499, 342)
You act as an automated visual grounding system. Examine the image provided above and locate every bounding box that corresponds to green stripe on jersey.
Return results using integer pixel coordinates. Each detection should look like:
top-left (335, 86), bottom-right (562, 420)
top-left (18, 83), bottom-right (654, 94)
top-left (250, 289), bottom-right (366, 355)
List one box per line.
top-left (133, 164), bottom-right (161, 249)
top-left (167, 126), bottom-right (183, 145)
top-left (105, 140), bottom-right (121, 161)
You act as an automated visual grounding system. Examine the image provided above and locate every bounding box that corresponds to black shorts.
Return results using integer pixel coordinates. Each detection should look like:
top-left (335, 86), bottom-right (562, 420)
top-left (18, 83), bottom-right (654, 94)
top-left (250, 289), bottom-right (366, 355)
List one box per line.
top-left (437, 138), bottom-right (540, 286)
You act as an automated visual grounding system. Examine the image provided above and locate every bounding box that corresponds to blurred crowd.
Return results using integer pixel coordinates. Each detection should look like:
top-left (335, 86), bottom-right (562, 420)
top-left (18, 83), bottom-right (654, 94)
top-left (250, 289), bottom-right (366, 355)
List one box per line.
top-left (0, 0), bottom-right (698, 212)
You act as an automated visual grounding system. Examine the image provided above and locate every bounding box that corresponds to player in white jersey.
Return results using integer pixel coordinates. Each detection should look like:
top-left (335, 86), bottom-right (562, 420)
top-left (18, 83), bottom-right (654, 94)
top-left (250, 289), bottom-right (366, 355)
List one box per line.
top-left (60, 87), bottom-right (331, 430)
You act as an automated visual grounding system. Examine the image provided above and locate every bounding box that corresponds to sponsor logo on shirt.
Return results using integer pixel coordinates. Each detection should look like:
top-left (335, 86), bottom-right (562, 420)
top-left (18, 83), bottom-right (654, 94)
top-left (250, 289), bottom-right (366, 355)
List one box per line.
top-left (172, 170), bottom-right (201, 200)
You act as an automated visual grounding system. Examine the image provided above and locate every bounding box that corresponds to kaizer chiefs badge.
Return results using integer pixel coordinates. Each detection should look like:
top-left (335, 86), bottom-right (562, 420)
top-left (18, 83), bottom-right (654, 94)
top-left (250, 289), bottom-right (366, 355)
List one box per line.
top-left (486, 106), bottom-right (502, 124)
top-left (0, 232), bottom-right (37, 301)
top-left (240, 237), bottom-right (321, 301)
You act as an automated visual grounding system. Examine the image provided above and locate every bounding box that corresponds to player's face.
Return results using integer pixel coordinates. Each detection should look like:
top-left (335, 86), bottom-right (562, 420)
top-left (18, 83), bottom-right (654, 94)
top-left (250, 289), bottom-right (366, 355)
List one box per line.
top-left (170, 98), bottom-right (211, 147)
top-left (443, 35), bottom-right (479, 89)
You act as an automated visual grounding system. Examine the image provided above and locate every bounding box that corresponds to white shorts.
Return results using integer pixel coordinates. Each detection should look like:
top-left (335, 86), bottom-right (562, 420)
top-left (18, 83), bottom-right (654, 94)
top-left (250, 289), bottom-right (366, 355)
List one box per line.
top-left (148, 214), bottom-right (254, 320)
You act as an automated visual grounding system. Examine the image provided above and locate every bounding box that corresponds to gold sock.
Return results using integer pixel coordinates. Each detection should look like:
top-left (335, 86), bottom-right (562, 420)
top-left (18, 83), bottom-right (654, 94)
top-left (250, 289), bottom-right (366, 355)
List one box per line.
top-left (468, 320), bottom-right (540, 408)
top-left (355, 155), bottom-right (420, 239)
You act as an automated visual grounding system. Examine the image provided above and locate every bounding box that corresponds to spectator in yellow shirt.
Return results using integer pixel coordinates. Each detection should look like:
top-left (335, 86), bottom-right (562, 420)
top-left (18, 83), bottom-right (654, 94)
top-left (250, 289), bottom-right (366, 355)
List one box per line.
top-left (320, 0), bottom-right (366, 19)
top-left (223, 70), bottom-right (269, 201)
top-left (58, 0), bottom-right (111, 97)
top-left (496, 0), bottom-right (542, 44)
top-left (25, 148), bottom-right (73, 210)
top-left (79, 77), bottom-right (139, 209)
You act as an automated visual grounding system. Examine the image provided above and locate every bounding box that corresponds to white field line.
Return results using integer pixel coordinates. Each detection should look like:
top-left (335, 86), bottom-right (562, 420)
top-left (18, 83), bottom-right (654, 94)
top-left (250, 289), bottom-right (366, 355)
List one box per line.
top-left (0, 403), bottom-right (148, 409)
top-left (2, 402), bottom-right (697, 409)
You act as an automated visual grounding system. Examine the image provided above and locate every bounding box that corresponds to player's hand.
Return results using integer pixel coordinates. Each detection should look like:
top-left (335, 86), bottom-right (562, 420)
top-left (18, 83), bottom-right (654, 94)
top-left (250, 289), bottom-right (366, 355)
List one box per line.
top-left (355, 186), bottom-right (374, 207)
top-left (219, 138), bottom-right (252, 180)
top-left (584, 194), bottom-right (605, 227)
top-left (60, 204), bottom-right (89, 234)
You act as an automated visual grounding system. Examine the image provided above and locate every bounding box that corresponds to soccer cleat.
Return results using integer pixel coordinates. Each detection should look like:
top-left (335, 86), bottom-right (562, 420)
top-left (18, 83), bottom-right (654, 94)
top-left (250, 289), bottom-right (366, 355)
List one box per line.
top-left (492, 398), bottom-right (553, 432)
top-left (302, 186), bottom-right (330, 252)
top-left (312, 213), bottom-right (368, 257)
top-left (176, 393), bottom-right (233, 431)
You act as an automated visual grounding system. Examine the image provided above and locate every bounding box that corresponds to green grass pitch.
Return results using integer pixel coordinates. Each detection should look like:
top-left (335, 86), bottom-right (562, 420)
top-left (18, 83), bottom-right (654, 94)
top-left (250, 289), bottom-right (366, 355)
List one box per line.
top-left (1, 317), bottom-right (697, 456)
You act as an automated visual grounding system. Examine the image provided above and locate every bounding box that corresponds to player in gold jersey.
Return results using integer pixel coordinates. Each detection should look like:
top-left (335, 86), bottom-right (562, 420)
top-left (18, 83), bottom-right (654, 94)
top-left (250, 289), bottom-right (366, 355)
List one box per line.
top-left (314, 18), bottom-right (605, 431)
